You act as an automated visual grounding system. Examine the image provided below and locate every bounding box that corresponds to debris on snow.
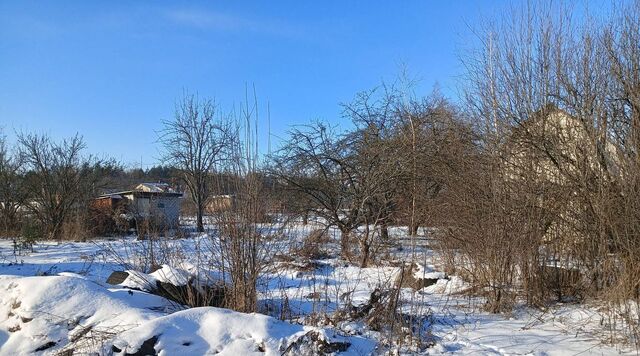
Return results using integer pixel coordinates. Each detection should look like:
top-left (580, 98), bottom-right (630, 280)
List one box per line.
top-left (395, 262), bottom-right (443, 290)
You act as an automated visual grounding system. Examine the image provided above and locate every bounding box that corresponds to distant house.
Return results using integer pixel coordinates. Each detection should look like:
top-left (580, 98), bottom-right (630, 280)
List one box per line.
top-left (503, 105), bottom-right (621, 244)
top-left (97, 183), bottom-right (183, 229)
top-left (505, 105), bottom-right (620, 183)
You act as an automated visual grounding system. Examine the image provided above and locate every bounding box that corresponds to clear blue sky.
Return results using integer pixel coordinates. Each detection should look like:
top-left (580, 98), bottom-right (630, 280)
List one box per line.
top-left (0, 1), bottom-right (611, 168)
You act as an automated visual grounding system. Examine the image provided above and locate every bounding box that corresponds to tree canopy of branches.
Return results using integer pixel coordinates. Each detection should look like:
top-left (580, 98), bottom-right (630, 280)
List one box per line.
top-left (273, 84), bottom-right (475, 267)
top-left (161, 94), bottom-right (233, 232)
top-left (18, 133), bottom-right (110, 240)
top-left (0, 132), bottom-right (25, 235)
top-left (436, 1), bottom-right (640, 319)
top-left (273, 123), bottom-right (362, 260)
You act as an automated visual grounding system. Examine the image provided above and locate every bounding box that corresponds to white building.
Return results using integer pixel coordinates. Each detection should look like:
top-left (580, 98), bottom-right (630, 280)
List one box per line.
top-left (99, 183), bottom-right (183, 228)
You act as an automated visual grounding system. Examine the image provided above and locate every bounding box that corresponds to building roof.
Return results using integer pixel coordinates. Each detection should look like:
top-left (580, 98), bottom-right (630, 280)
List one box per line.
top-left (99, 183), bottom-right (183, 199)
top-left (136, 182), bottom-right (177, 193)
top-left (95, 194), bottom-right (123, 200)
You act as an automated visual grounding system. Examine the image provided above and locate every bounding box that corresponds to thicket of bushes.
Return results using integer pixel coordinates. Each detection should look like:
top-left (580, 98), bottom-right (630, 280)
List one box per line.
top-left (272, 2), bottom-right (640, 345)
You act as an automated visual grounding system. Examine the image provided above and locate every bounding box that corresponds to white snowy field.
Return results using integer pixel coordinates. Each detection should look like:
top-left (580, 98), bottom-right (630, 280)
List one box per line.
top-left (0, 223), bottom-right (634, 355)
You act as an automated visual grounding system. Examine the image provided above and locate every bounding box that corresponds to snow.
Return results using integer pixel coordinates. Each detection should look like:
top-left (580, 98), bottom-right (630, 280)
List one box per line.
top-left (413, 263), bottom-right (447, 280)
top-left (423, 276), bottom-right (470, 294)
top-left (119, 269), bottom-right (158, 291)
top-left (150, 265), bottom-right (191, 286)
top-left (0, 273), bottom-right (373, 355)
top-left (116, 265), bottom-right (193, 291)
top-left (0, 274), bottom-right (167, 355)
top-left (136, 183), bottom-right (176, 193)
top-left (429, 304), bottom-right (624, 355)
top-left (0, 227), bottom-right (636, 355)
top-left (112, 307), bottom-right (373, 355)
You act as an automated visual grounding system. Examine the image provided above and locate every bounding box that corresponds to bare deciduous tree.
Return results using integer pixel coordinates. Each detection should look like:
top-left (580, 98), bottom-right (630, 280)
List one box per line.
top-left (273, 123), bottom-right (364, 261)
top-left (0, 132), bottom-right (25, 235)
top-left (161, 94), bottom-right (233, 232)
top-left (18, 133), bottom-right (104, 240)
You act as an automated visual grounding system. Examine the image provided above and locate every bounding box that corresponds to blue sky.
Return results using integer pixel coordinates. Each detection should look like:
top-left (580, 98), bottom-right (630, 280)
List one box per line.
top-left (0, 1), bottom-right (611, 167)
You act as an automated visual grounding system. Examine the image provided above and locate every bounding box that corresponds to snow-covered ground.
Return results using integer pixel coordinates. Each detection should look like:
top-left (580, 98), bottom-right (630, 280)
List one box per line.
top-left (0, 224), bottom-right (634, 355)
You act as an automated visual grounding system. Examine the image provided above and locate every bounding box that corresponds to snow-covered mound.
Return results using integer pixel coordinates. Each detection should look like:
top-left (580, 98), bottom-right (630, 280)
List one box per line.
top-left (149, 265), bottom-right (191, 286)
top-left (413, 263), bottom-right (446, 280)
top-left (0, 274), bottom-right (374, 355)
top-left (0, 274), bottom-right (169, 355)
top-left (112, 307), bottom-right (372, 355)
top-left (423, 276), bottom-right (470, 294)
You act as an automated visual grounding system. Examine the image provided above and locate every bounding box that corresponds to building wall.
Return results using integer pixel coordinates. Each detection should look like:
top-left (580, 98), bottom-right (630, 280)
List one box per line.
top-left (205, 195), bottom-right (235, 213)
top-left (503, 110), bottom-right (618, 245)
top-left (123, 194), bottom-right (182, 228)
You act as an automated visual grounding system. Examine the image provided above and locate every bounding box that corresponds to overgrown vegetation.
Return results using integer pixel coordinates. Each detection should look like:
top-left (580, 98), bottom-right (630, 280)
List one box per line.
top-left (2, 1), bottom-right (640, 350)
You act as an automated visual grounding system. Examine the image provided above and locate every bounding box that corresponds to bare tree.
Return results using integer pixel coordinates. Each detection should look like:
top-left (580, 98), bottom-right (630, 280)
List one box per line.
top-left (0, 132), bottom-right (25, 235)
top-left (161, 93), bottom-right (232, 232)
top-left (273, 115), bottom-right (407, 267)
top-left (18, 133), bottom-right (105, 240)
top-left (273, 123), bottom-right (364, 261)
top-left (342, 86), bottom-right (401, 243)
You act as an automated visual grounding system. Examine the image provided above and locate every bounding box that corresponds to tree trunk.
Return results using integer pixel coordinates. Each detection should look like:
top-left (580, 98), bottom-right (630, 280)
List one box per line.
top-left (196, 211), bottom-right (204, 232)
top-left (196, 197), bottom-right (205, 232)
top-left (359, 239), bottom-right (370, 268)
top-left (410, 222), bottom-right (419, 237)
top-left (339, 228), bottom-right (351, 261)
top-left (380, 221), bottom-right (389, 240)
top-left (50, 215), bottom-right (64, 241)
top-left (51, 226), bottom-right (62, 241)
